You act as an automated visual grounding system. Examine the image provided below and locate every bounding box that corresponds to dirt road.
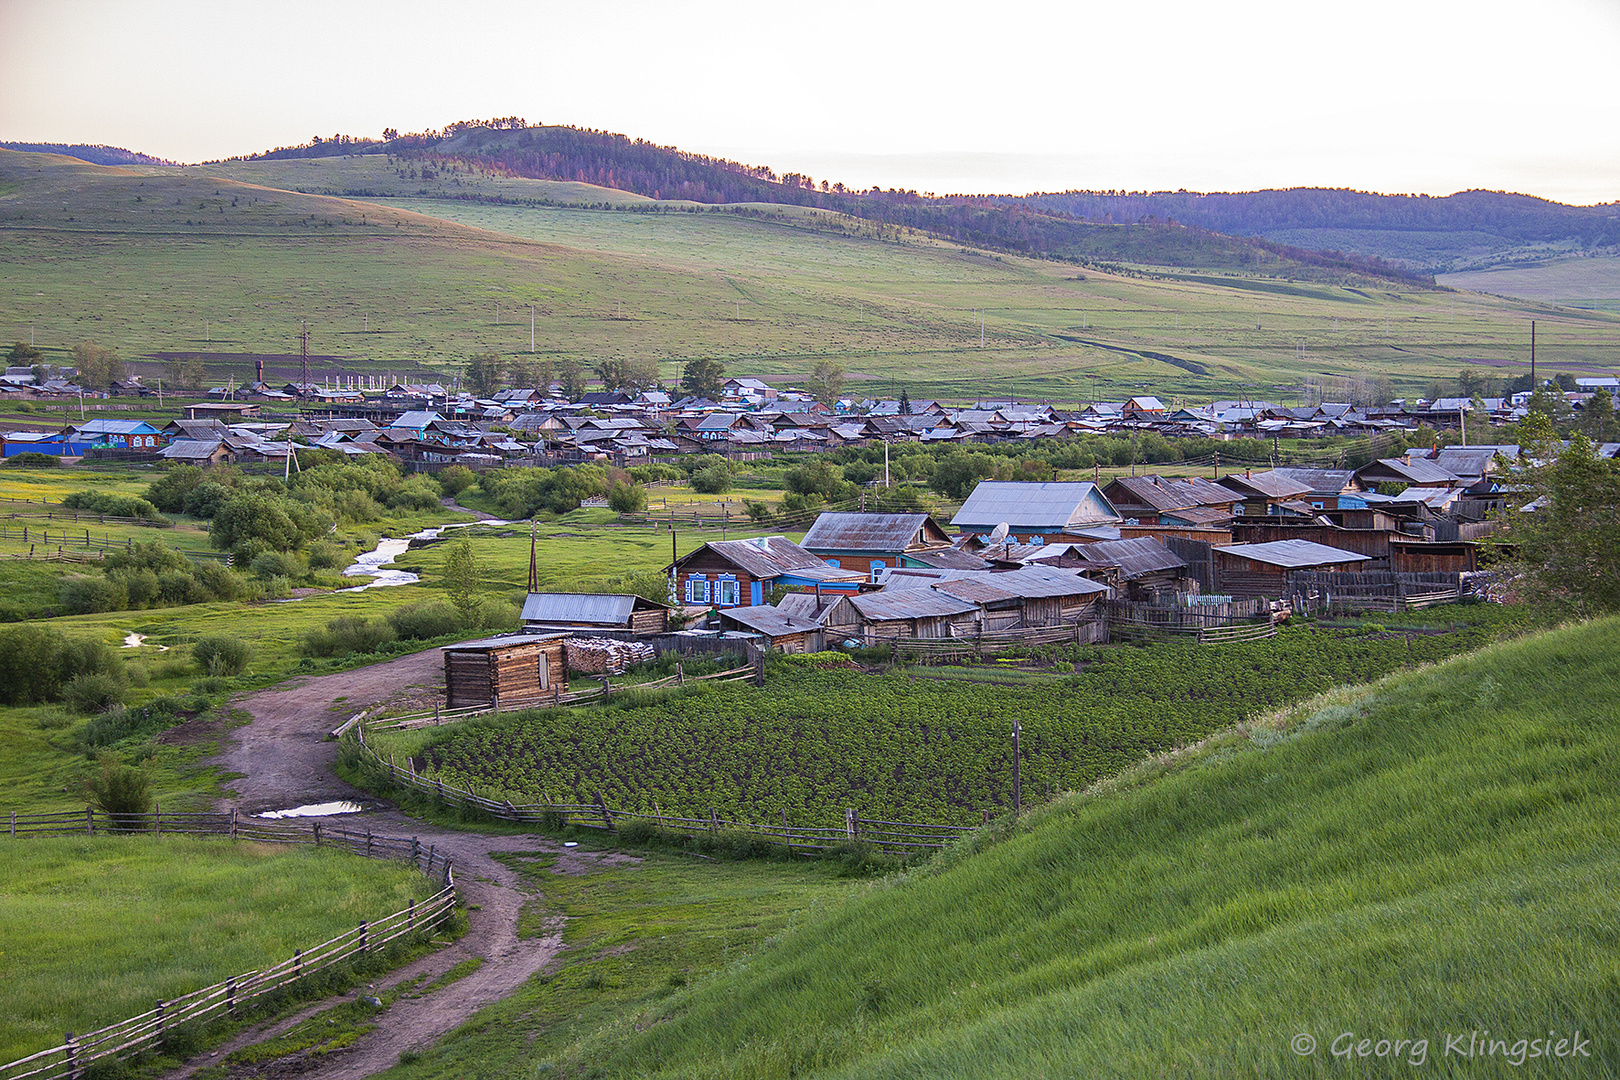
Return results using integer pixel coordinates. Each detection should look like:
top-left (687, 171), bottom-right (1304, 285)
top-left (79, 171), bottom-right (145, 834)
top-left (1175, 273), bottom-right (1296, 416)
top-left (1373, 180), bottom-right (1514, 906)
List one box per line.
top-left (191, 650), bottom-right (568, 1080)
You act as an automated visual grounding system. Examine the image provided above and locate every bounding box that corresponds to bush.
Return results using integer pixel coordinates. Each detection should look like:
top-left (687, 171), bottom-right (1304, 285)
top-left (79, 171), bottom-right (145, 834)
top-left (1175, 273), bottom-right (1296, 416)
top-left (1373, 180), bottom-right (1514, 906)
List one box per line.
top-left (388, 475), bottom-right (444, 512)
top-left (182, 480), bottom-right (235, 519)
top-left (387, 600), bottom-right (464, 641)
top-left (305, 539), bottom-right (345, 570)
top-left (5, 452), bottom-right (59, 467)
top-left (59, 575), bottom-right (128, 614)
top-left (146, 464), bottom-right (208, 512)
top-left (435, 465), bottom-right (477, 498)
top-left (61, 490), bottom-right (166, 522)
top-left (690, 465), bottom-right (732, 494)
top-left (83, 756), bottom-right (151, 824)
top-left (606, 481), bottom-right (647, 513)
top-left (193, 635), bottom-right (250, 676)
top-left (301, 617), bottom-right (396, 658)
top-left (63, 671), bottom-right (127, 714)
top-left (250, 550), bottom-right (303, 581)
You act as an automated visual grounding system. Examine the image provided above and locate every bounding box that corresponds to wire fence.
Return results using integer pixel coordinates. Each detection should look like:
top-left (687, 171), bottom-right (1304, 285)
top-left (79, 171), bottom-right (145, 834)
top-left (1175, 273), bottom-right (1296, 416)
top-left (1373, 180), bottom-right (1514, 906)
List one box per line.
top-left (0, 808), bottom-right (458, 1080)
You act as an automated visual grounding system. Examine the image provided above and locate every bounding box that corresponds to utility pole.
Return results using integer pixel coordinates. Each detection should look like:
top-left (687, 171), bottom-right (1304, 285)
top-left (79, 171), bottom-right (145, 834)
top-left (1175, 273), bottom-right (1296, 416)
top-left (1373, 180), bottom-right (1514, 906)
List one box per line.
top-left (300, 320), bottom-right (310, 394)
top-left (527, 522), bottom-right (538, 592)
top-left (1530, 320), bottom-right (1536, 385)
top-left (530, 306), bottom-right (535, 353)
top-left (1011, 718), bottom-right (1022, 816)
top-left (883, 438), bottom-right (891, 488)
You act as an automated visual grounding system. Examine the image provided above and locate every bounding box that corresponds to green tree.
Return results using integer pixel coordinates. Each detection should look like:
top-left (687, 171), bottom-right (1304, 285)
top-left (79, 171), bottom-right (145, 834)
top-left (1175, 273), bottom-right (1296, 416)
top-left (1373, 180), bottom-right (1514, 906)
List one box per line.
top-left (6, 341), bottom-right (42, 366)
top-left (811, 360), bottom-right (845, 406)
top-left (72, 342), bottom-right (125, 390)
top-left (465, 352), bottom-right (505, 396)
top-left (681, 356), bottom-right (727, 399)
top-left (441, 537), bottom-right (482, 620)
top-left (619, 357), bottom-right (660, 394)
top-left (166, 356), bottom-right (206, 390)
top-left (1499, 433), bottom-right (1620, 610)
top-left (559, 358), bottom-right (588, 400)
top-left (1580, 387), bottom-right (1619, 444)
top-left (929, 449), bottom-right (999, 500)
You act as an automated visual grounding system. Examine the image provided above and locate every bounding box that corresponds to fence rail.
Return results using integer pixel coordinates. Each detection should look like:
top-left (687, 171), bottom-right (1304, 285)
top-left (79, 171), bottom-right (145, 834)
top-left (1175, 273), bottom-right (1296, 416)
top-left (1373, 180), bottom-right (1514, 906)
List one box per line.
top-left (352, 725), bottom-right (981, 855)
top-left (878, 620), bottom-right (1106, 662)
top-left (0, 809), bottom-right (457, 1080)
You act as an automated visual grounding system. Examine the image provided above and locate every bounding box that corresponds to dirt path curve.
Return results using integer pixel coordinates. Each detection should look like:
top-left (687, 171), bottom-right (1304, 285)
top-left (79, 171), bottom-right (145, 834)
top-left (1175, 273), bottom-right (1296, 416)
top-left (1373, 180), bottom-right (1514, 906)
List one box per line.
top-left (189, 650), bottom-right (566, 1080)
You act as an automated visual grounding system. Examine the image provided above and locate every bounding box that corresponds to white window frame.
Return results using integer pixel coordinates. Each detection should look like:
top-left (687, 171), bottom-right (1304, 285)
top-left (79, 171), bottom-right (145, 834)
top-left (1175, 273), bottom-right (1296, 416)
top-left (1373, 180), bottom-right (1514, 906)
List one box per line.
top-left (685, 575), bottom-right (710, 604)
top-left (715, 575), bottom-right (741, 607)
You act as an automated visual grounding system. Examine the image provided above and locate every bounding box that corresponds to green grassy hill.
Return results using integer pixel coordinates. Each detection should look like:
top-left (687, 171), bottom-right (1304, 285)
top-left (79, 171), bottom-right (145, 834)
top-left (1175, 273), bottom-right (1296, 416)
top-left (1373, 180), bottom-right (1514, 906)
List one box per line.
top-left (394, 616), bottom-right (1619, 1078)
top-left (3, 149), bottom-right (1614, 401)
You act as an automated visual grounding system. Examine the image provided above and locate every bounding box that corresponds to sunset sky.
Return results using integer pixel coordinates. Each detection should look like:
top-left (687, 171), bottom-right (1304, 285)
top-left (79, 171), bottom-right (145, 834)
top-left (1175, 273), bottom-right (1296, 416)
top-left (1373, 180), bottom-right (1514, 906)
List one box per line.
top-left (3, 0), bottom-right (1617, 204)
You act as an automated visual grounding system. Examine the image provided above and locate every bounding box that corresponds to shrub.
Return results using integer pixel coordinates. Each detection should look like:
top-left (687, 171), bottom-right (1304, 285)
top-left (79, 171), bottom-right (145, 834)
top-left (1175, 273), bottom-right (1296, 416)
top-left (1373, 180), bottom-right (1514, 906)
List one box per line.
top-left (250, 550), bottom-right (303, 581)
top-left (5, 452), bottom-right (59, 468)
top-left (63, 671), bottom-right (127, 714)
top-left (193, 635), bottom-right (250, 676)
top-left (690, 465), bottom-right (732, 494)
top-left (435, 465), bottom-right (477, 498)
top-left (83, 756), bottom-right (151, 825)
top-left (305, 539), bottom-right (345, 570)
top-left (146, 464), bottom-right (207, 512)
top-left (61, 490), bottom-right (166, 522)
top-left (334, 488), bottom-right (383, 523)
top-left (181, 480), bottom-right (235, 519)
top-left (606, 480), bottom-right (647, 513)
top-left (301, 617), bottom-right (395, 658)
top-left (388, 600), bottom-right (465, 641)
top-left (60, 575), bottom-right (128, 614)
top-left (388, 475), bottom-right (444, 512)
top-left (80, 706), bottom-right (145, 748)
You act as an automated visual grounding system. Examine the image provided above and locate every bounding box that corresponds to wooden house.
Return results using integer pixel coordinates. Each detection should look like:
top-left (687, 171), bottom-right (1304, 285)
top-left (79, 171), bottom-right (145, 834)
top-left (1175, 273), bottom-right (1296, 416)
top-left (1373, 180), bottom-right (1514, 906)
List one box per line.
top-left (1217, 470), bottom-right (1317, 520)
top-left (799, 511), bottom-right (955, 581)
top-left (876, 565), bottom-right (1109, 630)
top-left (1213, 540), bottom-right (1371, 598)
top-left (849, 589), bottom-right (981, 641)
top-left (441, 633), bottom-right (568, 708)
top-left (668, 536), bottom-right (865, 608)
top-left (716, 605), bottom-right (825, 652)
top-left (520, 592), bottom-right (670, 635)
top-left (1050, 537), bottom-right (1190, 600)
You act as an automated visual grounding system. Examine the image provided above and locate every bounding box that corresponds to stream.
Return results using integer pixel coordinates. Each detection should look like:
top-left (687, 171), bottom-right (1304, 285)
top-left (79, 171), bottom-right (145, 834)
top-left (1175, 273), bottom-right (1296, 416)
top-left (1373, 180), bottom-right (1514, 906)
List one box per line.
top-left (338, 518), bottom-right (511, 592)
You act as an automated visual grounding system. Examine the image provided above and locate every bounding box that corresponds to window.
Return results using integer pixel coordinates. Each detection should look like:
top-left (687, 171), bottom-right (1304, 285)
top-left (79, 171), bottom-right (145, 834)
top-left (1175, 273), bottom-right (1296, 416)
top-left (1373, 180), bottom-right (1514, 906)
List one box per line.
top-left (716, 576), bottom-right (741, 607)
top-left (825, 559), bottom-right (840, 567)
top-left (871, 559), bottom-right (886, 583)
top-left (1311, 501), bottom-right (1325, 510)
top-left (684, 575), bottom-right (710, 604)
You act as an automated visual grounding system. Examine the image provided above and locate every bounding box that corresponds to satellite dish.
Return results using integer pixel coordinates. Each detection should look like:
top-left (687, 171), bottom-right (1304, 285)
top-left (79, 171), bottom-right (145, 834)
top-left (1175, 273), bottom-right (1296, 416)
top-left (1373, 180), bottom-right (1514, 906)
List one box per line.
top-left (988, 522), bottom-right (1009, 545)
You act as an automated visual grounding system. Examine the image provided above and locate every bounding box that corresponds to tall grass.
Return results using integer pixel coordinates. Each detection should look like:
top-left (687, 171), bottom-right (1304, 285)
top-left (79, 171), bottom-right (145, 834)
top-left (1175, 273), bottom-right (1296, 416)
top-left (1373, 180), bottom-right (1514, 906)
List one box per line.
top-left (0, 836), bottom-right (433, 1062)
top-left (477, 616), bottom-right (1620, 1079)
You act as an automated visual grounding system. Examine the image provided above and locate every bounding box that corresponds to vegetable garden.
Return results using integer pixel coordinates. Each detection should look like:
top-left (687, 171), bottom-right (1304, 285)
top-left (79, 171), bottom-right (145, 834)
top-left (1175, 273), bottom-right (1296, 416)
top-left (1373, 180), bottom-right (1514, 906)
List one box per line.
top-left (374, 607), bottom-right (1543, 827)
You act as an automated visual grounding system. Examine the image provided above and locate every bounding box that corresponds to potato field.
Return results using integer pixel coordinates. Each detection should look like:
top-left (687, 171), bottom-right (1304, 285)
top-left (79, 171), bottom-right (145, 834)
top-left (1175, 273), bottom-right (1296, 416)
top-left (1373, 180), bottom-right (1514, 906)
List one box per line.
top-left (410, 612), bottom-right (1532, 827)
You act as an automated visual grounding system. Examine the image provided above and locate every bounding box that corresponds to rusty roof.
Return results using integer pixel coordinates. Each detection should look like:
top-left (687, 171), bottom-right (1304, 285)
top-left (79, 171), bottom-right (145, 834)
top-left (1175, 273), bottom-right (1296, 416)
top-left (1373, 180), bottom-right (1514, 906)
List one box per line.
top-left (1063, 537), bottom-right (1187, 579)
top-left (849, 590), bottom-right (979, 621)
top-left (1218, 470), bottom-right (1315, 500)
top-left (800, 512), bottom-right (950, 554)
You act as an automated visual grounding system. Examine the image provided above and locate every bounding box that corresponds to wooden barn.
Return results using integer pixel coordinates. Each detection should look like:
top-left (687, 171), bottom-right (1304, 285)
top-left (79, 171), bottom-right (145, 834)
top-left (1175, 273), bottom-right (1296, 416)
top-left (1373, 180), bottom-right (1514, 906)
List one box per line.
top-left (520, 592), bottom-right (670, 635)
top-left (441, 633), bottom-right (568, 708)
top-left (1213, 540), bottom-right (1371, 599)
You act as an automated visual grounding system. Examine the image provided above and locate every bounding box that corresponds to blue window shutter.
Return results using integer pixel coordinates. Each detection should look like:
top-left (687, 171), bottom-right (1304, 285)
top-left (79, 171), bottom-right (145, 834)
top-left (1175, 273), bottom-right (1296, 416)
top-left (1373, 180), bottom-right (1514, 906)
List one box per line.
top-left (751, 580), bottom-right (763, 605)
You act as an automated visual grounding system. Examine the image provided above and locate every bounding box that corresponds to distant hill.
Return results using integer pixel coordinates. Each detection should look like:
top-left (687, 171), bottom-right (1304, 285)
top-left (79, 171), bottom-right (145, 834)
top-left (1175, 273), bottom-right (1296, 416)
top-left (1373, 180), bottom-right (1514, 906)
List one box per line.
top-left (1006, 188), bottom-right (1620, 273)
top-left (0, 142), bottom-right (175, 167)
top-left (229, 124), bottom-right (1431, 285)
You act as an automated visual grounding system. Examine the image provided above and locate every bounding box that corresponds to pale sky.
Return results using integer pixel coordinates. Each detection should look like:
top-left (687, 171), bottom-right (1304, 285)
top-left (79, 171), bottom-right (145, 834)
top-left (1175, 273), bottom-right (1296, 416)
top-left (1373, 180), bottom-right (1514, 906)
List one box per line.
top-left (3, 0), bottom-right (1618, 204)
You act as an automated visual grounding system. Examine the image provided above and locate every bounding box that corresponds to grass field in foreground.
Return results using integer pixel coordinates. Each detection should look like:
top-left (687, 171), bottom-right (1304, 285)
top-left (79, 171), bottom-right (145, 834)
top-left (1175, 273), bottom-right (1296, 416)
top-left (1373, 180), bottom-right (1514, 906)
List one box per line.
top-left (0, 836), bottom-right (435, 1063)
top-left (4, 149), bottom-right (1614, 403)
top-left (381, 615), bottom-right (1620, 1079)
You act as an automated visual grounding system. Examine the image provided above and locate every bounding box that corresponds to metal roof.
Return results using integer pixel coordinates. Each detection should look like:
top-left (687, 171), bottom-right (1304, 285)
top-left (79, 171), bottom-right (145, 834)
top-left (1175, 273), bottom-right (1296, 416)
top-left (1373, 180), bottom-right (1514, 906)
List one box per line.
top-left (849, 590), bottom-right (979, 621)
top-left (951, 481), bottom-right (1120, 530)
top-left (1215, 539), bottom-right (1372, 568)
top-left (800, 512), bottom-right (948, 554)
top-left (1218, 471), bottom-right (1315, 500)
top-left (718, 605), bottom-right (822, 637)
top-left (1362, 458), bottom-right (1460, 485)
top-left (879, 565), bottom-right (1108, 599)
top-left (1266, 468), bottom-right (1356, 496)
top-left (520, 592), bottom-right (661, 626)
top-left (1062, 537), bottom-right (1187, 578)
top-left (442, 632), bottom-right (567, 652)
top-left (907, 547), bottom-right (991, 570)
top-left (684, 536), bottom-right (836, 579)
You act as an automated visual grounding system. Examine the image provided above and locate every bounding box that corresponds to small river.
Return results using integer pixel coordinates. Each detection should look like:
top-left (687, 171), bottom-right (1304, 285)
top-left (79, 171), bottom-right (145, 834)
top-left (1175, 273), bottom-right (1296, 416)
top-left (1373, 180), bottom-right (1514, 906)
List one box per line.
top-left (338, 518), bottom-right (511, 592)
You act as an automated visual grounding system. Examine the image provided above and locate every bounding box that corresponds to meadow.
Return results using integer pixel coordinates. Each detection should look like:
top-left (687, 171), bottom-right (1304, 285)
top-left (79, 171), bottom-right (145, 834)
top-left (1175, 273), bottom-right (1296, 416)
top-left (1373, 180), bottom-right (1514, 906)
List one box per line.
top-left (0, 836), bottom-right (435, 1062)
top-left (382, 614), bottom-right (1620, 1079)
top-left (4, 149), bottom-right (1613, 403)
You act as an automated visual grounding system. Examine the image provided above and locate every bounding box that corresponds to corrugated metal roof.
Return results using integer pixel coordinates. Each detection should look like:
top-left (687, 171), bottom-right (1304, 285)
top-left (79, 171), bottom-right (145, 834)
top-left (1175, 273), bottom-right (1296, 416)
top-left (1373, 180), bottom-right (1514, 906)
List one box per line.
top-left (521, 593), bottom-right (639, 625)
top-left (951, 481), bottom-right (1120, 530)
top-left (800, 512), bottom-right (945, 553)
top-left (849, 590), bottom-right (979, 621)
top-left (1219, 471), bottom-right (1315, 499)
top-left (934, 578), bottom-right (1019, 604)
top-left (718, 605), bottom-right (822, 636)
top-left (442, 632), bottom-right (567, 652)
top-left (1365, 458), bottom-right (1460, 485)
top-left (879, 565), bottom-right (1108, 599)
top-left (1215, 539), bottom-right (1372, 568)
top-left (693, 536), bottom-right (832, 578)
top-left (907, 547), bottom-right (991, 570)
top-left (1063, 537), bottom-right (1187, 578)
top-left (1268, 468), bottom-right (1356, 495)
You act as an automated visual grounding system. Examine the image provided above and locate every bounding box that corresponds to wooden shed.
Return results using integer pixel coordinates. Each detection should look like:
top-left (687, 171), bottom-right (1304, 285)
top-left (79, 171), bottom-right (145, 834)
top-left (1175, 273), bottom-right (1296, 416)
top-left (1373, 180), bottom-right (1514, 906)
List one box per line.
top-left (441, 633), bottom-right (568, 708)
top-left (1213, 540), bottom-right (1371, 599)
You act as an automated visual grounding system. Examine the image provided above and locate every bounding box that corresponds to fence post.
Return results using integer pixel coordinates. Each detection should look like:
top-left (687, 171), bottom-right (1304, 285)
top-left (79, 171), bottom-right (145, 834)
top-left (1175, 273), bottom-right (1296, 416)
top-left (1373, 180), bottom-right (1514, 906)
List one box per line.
top-left (313, 821), bottom-right (321, 846)
top-left (365, 830), bottom-right (373, 856)
top-left (709, 807), bottom-right (719, 833)
top-left (676, 660), bottom-right (684, 685)
top-left (601, 676), bottom-right (610, 702)
top-left (407, 899), bottom-right (415, 931)
top-left (86, 806), bottom-right (94, 835)
top-left (226, 977), bottom-right (236, 1018)
top-left (230, 807), bottom-right (237, 839)
top-left (844, 807), bottom-right (856, 841)
top-left (598, 794), bottom-right (614, 830)
top-left (9, 810), bottom-right (13, 838)
top-left (154, 801), bottom-right (161, 836)
top-left (294, 948), bottom-right (302, 978)
top-left (64, 1033), bottom-right (78, 1080)
top-left (359, 921), bottom-right (368, 954)
top-left (412, 837), bottom-right (419, 866)
top-left (434, 702), bottom-right (440, 725)
top-left (156, 999), bottom-right (165, 1039)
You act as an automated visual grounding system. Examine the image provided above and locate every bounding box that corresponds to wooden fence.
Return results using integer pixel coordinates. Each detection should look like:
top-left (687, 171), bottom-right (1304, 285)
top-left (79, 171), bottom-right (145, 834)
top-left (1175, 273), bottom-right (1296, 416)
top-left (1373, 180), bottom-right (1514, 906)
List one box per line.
top-left (0, 810), bottom-right (456, 1080)
top-left (880, 619), bottom-right (1107, 663)
top-left (350, 725), bottom-right (979, 856)
top-left (1283, 570), bottom-right (1463, 615)
top-left (1104, 598), bottom-right (1277, 645)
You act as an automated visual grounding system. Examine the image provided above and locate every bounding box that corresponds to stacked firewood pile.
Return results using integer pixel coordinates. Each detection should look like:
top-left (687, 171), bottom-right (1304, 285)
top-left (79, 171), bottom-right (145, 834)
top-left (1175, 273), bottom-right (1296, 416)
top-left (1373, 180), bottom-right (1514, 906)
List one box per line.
top-left (563, 637), bottom-right (657, 675)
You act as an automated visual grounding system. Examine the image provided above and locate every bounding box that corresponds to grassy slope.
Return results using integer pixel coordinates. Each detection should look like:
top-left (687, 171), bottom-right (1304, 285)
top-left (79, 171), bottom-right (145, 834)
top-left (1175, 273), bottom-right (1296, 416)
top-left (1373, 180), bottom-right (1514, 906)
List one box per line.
top-left (395, 615), bottom-right (1618, 1079)
top-left (0, 837), bottom-right (433, 1061)
top-left (4, 150), bottom-right (1614, 401)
